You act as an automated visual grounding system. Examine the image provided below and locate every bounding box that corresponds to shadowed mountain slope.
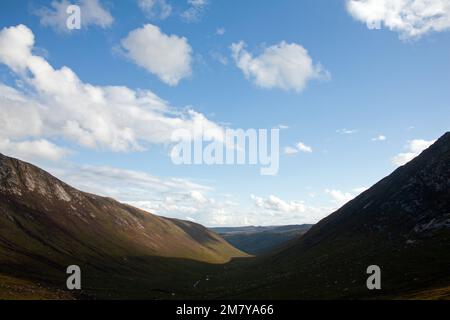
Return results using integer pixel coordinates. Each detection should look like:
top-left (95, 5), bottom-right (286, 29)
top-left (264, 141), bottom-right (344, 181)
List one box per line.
top-left (0, 153), bottom-right (247, 299)
top-left (203, 132), bottom-right (450, 299)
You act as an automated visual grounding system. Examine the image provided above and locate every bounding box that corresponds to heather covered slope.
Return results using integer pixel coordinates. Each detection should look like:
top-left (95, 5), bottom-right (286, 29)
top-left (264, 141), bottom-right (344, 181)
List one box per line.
top-left (0, 153), bottom-right (247, 299)
top-left (202, 132), bottom-right (450, 299)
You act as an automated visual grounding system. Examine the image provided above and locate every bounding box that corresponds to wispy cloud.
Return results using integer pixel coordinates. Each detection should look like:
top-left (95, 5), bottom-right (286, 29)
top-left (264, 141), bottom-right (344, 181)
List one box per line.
top-left (181, 0), bottom-right (208, 23)
top-left (284, 146), bottom-right (298, 155)
top-left (372, 134), bottom-right (386, 141)
top-left (137, 0), bottom-right (172, 20)
top-left (284, 141), bottom-right (312, 155)
top-left (216, 27), bottom-right (226, 35)
top-left (337, 128), bottom-right (358, 134)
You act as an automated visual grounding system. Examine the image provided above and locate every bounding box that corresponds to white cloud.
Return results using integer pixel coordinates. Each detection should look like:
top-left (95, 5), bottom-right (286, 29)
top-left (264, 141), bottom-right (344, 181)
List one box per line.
top-left (0, 24), bottom-right (35, 73)
top-left (42, 158), bottom-right (337, 226)
top-left (121, 24), bottom-right (192, 86)
top-left (50, 163), bottom-right (212, 213)
top-left (352, 187), bottom-right (368, 194)
top-left (284, 146), bottom-right (298, 155)
top-left (36, 0), bottom-right (113, 32)
top-left (46, 159), bottom-right (335, 226)
top-left (230, 41), bottom-right (329, 92)
top-left (296, 141), bottom-right (313, 153)
top-left (336, 128), bottom-right (358, 134)
top-left (347, 0), bottom-right (450, 39)
top-left (325, 187), bottom-right (367, 206)
top-left (181, 0), bottom-right (208, 22)
top-left (325, 189), bottom-right (355, 205)
top-left (250, 194), bottom-right (332, 224)
top-left (49, 163), bottom-right (246, 226)
top-left (251, 194), bottom-right (307, 213)
top-left (284, 141), bottom-right (312, 155)
top-left (137, 0), bottom-right (172, 20)
top-left (0, 84), bottom-right (43, 138)
top-left (190, 190), bottom-right (208, 204)
top-left (0, 24), bottom-right (222, 153)
top-left (54, 164), bottom-right (211, 198)
top-left (0, 138), bottom-right (69, 162)
top-left (391, 139), bottom-right (436, 166)
top-left (372, 134), bottom-right (387, 141)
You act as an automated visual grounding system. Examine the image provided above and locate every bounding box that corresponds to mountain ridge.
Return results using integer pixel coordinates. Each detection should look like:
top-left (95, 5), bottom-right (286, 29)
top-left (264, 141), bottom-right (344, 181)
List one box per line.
top-left (200, 132), bottom-right (450, 299)
top-left (0, 152), bottom-right (247, 298)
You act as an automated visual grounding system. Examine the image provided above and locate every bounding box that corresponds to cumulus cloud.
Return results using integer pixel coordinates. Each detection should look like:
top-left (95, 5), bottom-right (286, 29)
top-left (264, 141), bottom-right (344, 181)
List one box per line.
top-left (0, 84), bottom-right (43, 138)
top-left (325, 187), bottom-right (367, 206)
top-left (0, 25), bottom-right (222, 154)
top-left (250, 194), bottom-right (332, 224)
top-left (391, 139), bottom-right (436, 166)
top-left (251, 194), bottom-right (307, 213)
top-left (137, 0), bottom-right (172, 20)
top-left (296, 141), bottom-right (313, 153)
top-left (121, 24), bottom-right (193, 86)
top-left (230, 41), bottom-right (329, 92)
top-left (0, 138), bottom-right (69, 162)
top-left (181, 0), bottom-right (208, 22)
top-left (35, 0), bottom-right (113, 32)
top-left (347, 0), bottom-right (450, 39)
top-left (325, 189), bottom-right (355, 205)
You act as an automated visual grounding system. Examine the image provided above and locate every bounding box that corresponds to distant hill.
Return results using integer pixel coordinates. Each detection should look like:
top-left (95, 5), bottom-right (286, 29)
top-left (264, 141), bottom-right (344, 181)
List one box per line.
top-left (210, 225), bottom-right (312, 255)
top-left (202, 132), bottom-right (450, 299)
top-left (0, 153), bottom-right (247, 299)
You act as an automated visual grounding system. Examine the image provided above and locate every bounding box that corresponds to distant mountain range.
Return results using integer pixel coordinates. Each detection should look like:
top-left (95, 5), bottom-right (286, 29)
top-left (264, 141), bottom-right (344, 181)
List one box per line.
top-left (210, 225), bottom-right (312, 255)
top-left (0, 132), bottom-right (449, 299)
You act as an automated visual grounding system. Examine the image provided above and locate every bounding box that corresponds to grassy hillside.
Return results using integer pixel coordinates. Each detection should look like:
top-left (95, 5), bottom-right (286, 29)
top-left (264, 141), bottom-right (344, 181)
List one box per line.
top-left (1, 132), bottom-right (449, 300)
top-left (0, 153), bottom-right (247, 299)
top-left (198, 132), bottom-right (450, 299)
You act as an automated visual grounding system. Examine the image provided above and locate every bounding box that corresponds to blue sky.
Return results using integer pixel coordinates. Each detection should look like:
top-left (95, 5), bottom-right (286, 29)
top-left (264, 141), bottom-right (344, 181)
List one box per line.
top-left (0, 0), bottom-right (449, 226)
